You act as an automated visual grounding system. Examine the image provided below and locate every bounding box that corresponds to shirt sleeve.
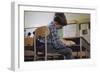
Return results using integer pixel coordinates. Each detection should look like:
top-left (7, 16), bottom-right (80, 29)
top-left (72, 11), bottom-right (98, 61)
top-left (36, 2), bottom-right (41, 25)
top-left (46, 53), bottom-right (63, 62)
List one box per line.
top-left (50, 25), bottom-right (66, 49)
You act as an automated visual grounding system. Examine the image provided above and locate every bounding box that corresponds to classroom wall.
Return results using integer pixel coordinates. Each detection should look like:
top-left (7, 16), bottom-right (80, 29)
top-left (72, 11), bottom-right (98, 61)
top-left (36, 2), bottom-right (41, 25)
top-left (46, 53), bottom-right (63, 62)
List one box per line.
top-left (24, 12), bottom-right (90, 28)
top-left (80, 24), bottom-right (90, 43)
top-left (24, 11), bottom-right (54, 28)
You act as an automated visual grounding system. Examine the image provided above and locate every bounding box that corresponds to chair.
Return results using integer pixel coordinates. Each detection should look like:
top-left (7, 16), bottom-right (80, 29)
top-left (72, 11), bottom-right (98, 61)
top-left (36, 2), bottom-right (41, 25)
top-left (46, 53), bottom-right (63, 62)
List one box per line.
top-left (34, 26), bottom-right (64, 61)
top-left (24, 36), bottom-right (34, 61)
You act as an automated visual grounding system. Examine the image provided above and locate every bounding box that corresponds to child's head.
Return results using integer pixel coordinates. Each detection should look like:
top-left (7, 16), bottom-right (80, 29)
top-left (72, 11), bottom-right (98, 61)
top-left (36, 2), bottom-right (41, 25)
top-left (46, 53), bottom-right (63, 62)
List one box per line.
top-left (54, 13), bottom-right (67, 29)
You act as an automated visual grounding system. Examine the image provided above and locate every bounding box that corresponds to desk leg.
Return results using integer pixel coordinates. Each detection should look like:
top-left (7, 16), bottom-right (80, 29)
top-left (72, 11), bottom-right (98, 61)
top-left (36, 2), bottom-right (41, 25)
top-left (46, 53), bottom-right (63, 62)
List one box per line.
top-left (34, 34), bottom-right (36, 61)
top-left (45, 36), bottom-right (47, 60)
top-left (80, 38), bottom-right (83, 58)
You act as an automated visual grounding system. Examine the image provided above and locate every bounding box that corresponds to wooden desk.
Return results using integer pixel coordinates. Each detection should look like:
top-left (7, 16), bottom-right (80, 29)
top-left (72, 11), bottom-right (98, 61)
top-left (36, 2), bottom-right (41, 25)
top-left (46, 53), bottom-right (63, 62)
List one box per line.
top-left (63, 37), bottom-right (90, 59)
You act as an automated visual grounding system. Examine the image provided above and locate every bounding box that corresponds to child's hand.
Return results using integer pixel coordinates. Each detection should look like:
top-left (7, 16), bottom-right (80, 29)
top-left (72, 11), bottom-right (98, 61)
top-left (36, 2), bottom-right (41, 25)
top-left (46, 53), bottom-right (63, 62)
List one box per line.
top-left (60, 39), bottom-right (75, 46)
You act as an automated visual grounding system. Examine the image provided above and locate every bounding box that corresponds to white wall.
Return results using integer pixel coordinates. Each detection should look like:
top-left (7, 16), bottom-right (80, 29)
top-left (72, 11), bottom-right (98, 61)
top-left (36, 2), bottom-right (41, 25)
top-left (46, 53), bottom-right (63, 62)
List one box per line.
top-left (63, 24), bottom-right (79, 37)
top-left (25, 11), bottom-right (54, 28)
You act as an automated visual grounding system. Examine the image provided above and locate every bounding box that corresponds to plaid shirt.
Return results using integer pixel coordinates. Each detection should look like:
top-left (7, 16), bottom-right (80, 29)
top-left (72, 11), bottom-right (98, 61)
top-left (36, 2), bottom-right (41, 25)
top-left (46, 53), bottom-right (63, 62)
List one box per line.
top-left (47, 22), bottom-right (67, 49)
top-left (38, 22), bottom-right (67, 49)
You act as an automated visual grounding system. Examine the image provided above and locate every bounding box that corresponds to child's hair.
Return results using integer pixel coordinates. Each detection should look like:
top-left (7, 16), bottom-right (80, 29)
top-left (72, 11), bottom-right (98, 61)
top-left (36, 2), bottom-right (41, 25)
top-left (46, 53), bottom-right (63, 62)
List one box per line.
top-left (54, 13), bottom-right (67, 26)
